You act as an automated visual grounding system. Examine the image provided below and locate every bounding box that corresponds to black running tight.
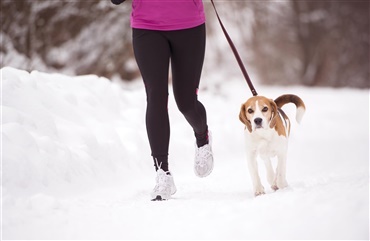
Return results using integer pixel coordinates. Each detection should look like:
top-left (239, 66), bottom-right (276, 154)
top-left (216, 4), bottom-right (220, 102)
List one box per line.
top-left (132, 23), bottom-right (208, 172)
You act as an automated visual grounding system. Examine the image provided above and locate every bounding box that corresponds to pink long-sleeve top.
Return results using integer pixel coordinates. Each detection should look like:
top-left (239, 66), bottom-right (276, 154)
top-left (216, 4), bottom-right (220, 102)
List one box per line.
top-left (131, 0), bottom-right (206, 31)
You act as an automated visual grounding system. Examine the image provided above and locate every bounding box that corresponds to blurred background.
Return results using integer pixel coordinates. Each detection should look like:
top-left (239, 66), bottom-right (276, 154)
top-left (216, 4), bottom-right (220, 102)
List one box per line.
top-left (1, 0), bottom-right (369, 88)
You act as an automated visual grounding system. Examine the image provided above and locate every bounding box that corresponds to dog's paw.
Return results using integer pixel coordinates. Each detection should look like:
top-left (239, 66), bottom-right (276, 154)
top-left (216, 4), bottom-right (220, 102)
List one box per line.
top-left (271, 185), bottom-right (279, 191)
top-left (255, 191), bottom-right (265, 197)
top-left (254, 186), bottom-right (265, 197)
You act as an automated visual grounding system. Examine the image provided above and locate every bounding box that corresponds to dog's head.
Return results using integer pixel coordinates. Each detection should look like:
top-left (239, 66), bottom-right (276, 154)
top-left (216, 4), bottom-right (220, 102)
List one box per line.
top-left (239, 96), bottom-right (278, 133)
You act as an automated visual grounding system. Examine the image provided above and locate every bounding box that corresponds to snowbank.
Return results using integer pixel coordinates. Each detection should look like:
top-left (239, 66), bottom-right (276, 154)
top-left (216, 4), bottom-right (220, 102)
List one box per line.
top-left (2, 67), bottom-right (149, 197)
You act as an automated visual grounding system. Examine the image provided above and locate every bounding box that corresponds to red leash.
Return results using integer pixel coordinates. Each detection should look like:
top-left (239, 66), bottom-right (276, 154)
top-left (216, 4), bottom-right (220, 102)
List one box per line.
top-left (210, 0), bottom-right (258, 96)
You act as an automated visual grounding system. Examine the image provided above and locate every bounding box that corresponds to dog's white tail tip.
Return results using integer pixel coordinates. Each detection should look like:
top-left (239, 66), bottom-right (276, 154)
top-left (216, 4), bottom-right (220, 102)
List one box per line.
top-left (296, 106), bottom-right (305, 124)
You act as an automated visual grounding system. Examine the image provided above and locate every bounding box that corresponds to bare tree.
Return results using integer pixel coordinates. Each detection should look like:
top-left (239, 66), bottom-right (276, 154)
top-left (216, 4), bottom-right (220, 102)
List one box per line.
top-left (248, 0), bottom-right (369, 88)
top-left (1, 0), bottom-right (137, 80)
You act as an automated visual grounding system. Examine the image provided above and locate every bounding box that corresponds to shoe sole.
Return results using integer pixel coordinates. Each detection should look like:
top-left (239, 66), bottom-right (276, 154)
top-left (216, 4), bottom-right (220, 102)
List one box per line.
top-left (151, 195), bottom-right (167, 201)
top-left (194, 159), bottom-right (214, 178)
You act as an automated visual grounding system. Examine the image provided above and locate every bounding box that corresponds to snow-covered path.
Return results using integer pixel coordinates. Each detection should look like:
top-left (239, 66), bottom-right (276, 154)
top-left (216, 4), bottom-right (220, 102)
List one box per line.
top-left (1, 67), bottom-right (369, 240)
top-left (4, 167), bottom-right (368, 240)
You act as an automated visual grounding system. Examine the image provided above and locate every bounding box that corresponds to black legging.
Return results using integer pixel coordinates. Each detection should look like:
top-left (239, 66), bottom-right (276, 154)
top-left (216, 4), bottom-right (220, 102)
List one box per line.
top-left (133, 23), bottom-right (208, 171)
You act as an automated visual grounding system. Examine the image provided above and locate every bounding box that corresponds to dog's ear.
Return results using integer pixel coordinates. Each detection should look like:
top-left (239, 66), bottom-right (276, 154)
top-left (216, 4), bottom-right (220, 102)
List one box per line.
top-left (269, 100), bottom-right (279, 129)
top-left (239, 103), bottom-right (252, 132)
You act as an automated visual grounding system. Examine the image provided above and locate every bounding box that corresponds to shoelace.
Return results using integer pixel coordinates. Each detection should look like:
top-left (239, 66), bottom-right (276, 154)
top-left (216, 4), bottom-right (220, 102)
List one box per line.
top-left (195, 144), bottom-right (212, 166)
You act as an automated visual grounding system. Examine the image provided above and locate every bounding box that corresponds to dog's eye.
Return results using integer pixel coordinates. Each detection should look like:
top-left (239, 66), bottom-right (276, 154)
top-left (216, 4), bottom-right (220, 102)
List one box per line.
top-left (262, 107), bottom-right (268, 112)
top-left (248, 109), bottom-right (254, 114)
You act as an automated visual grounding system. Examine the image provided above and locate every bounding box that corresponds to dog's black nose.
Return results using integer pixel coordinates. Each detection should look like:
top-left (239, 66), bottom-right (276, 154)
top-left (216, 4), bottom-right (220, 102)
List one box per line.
top-left (254, 118), bottom-right (262, 125)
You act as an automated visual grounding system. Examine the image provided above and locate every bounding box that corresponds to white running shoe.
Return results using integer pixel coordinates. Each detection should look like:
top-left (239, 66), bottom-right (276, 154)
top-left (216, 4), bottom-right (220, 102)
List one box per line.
top-left (151, 169), bottom-right (177, 201)
top-left (194, 131), bottom-right (214, 178)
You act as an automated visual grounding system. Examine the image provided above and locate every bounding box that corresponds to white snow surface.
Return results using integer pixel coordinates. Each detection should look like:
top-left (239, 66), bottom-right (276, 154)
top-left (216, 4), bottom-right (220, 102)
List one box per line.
top-left (1, 67), bottom-right (369, 240)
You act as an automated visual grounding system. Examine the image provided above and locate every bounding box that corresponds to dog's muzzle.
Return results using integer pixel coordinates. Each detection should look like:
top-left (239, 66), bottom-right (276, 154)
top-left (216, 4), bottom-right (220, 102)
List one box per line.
top-left (254, 118), bottom-right (263, 128)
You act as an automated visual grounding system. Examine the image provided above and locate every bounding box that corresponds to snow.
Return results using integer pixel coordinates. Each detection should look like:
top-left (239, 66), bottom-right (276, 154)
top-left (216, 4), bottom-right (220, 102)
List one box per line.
top-left (1, 67), bottom-right (369, 240)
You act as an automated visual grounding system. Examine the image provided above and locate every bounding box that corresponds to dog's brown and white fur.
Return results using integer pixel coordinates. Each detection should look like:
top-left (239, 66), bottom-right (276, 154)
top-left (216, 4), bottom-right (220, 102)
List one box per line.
top-left (239, 94), bottom-right (306, 196)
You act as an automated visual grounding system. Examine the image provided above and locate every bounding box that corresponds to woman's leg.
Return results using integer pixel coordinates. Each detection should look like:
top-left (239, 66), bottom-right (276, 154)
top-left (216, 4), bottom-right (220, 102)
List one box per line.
top-left (132, 29), bottom-right (171, 171)
top-left (169, 24), bottom-right (209, 147)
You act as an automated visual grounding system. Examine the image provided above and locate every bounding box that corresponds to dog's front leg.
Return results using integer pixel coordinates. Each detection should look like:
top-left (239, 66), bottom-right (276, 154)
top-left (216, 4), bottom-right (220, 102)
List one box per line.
top-left (273, 154), bottom-right (288, 190)
top-left (247, 151), bottom-right (265, 196)
top-left (262, 156), bottom-right (275, 190)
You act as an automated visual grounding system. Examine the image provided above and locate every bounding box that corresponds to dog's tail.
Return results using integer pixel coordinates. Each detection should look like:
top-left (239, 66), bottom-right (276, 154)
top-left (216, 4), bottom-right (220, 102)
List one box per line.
top-left (274, 94), bottom-right (306, 123)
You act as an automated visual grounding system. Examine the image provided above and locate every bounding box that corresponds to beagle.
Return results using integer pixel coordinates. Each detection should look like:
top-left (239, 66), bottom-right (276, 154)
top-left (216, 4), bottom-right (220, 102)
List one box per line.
top-left (239, 94), bottom-right (306, 196)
